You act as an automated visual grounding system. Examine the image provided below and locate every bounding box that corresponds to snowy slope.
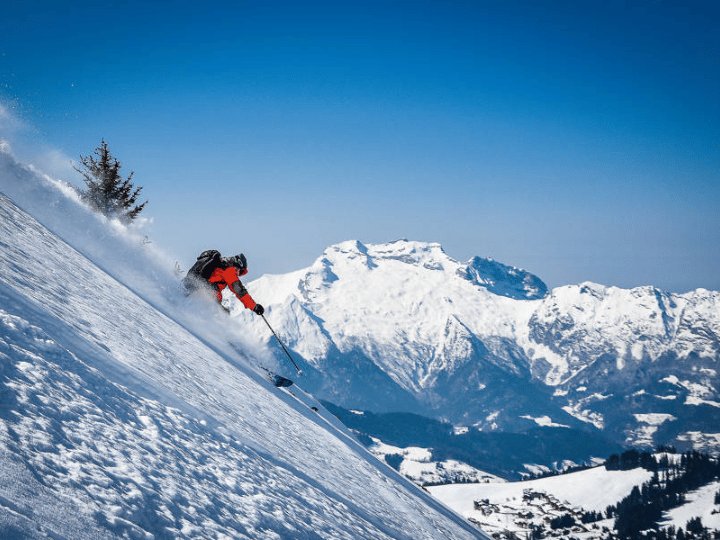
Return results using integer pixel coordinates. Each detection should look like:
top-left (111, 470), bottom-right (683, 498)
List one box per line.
top-left (0, 145), bottom-right (487, 539)
top-left (662, 480), bottom-right (720, 531)
top-left (240, 238), bottom-right (720, 452)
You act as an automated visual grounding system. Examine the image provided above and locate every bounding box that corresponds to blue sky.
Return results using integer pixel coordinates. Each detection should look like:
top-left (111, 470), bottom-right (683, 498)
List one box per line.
top-left (1, 0), bottom-right (718, 292)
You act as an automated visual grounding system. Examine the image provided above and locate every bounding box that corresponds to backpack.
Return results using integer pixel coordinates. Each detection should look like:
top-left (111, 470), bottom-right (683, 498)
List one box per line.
top-left (191, 249), bottom-right (223, 280)
top-left (181, 249), bottom-right (224, 294)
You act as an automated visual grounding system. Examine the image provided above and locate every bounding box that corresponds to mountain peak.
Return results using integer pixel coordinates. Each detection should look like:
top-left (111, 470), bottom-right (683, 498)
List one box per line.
top-left (325, 239), bottom-right (446, 264)
top-left (313, 240), bottom-right (547, 300)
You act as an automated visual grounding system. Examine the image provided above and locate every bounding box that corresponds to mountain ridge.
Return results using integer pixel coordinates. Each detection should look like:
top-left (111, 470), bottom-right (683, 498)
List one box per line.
top-left (242, 239), bottom-right (720, 455)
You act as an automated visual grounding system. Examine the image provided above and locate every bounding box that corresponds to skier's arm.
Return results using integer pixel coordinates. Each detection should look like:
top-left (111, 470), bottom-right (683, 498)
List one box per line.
top-left (229, 280), bottom-right (257, 310)
top-left (221, 267), bottom-right (262, 313)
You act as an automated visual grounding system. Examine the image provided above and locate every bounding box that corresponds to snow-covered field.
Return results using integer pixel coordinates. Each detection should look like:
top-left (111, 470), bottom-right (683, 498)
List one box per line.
top-left (430, 466), bottom-right (653, 516)
top-left (430, 465), bottom-right (720, 538)
top-left (0, 144), bottom-right (487, 538)
top-left (662, 480), bottom-right (720, 531)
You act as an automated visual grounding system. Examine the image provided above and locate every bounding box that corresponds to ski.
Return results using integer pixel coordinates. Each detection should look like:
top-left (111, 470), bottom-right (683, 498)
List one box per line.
top-left (260, 367), bottom-right (293, 388)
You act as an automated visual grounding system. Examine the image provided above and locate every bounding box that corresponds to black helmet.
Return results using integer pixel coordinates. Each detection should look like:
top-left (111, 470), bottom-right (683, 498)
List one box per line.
top-left (232, 253), bottom-right (247, 272)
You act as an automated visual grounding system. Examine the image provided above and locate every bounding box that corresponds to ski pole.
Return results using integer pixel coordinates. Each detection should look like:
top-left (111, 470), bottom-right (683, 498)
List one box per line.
top-left (261, 314), bottom-right (303, 375)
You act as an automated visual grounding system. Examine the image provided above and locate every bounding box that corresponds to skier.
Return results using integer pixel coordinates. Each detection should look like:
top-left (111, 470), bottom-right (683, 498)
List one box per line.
top-left (183, 250), bottom-right (264, 315)
top-left (183, 250), bottom-right (298, 386)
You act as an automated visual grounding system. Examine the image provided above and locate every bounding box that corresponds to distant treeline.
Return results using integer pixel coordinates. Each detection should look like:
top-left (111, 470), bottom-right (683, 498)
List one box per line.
top-left (605, 448), bottom-right (661, 472)
top-left (524, 462), bottom-right (594, 480)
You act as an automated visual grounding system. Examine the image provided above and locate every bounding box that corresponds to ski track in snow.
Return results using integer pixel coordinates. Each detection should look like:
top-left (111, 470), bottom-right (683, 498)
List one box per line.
top-left (0, 153), bottom-right (487, 539)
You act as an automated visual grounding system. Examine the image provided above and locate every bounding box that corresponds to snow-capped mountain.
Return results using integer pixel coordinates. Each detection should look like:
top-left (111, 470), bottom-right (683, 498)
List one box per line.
top-left (0, 145), bottom-right (486, 538)
top-left (241, 239), bottom-right (720, 454)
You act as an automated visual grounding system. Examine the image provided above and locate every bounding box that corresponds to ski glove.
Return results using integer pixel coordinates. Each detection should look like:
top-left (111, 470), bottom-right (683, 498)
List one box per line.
top-left (253, 304), bottom-right (264, 316)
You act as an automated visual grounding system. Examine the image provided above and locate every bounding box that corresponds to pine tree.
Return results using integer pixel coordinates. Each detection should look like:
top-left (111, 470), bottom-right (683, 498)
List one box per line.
top-left (74, 139), bottom-right (147, 222)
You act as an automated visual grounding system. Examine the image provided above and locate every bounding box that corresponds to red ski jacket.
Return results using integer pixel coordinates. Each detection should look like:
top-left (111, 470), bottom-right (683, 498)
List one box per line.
top-left (208, 266), bottom-right (257, 310)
